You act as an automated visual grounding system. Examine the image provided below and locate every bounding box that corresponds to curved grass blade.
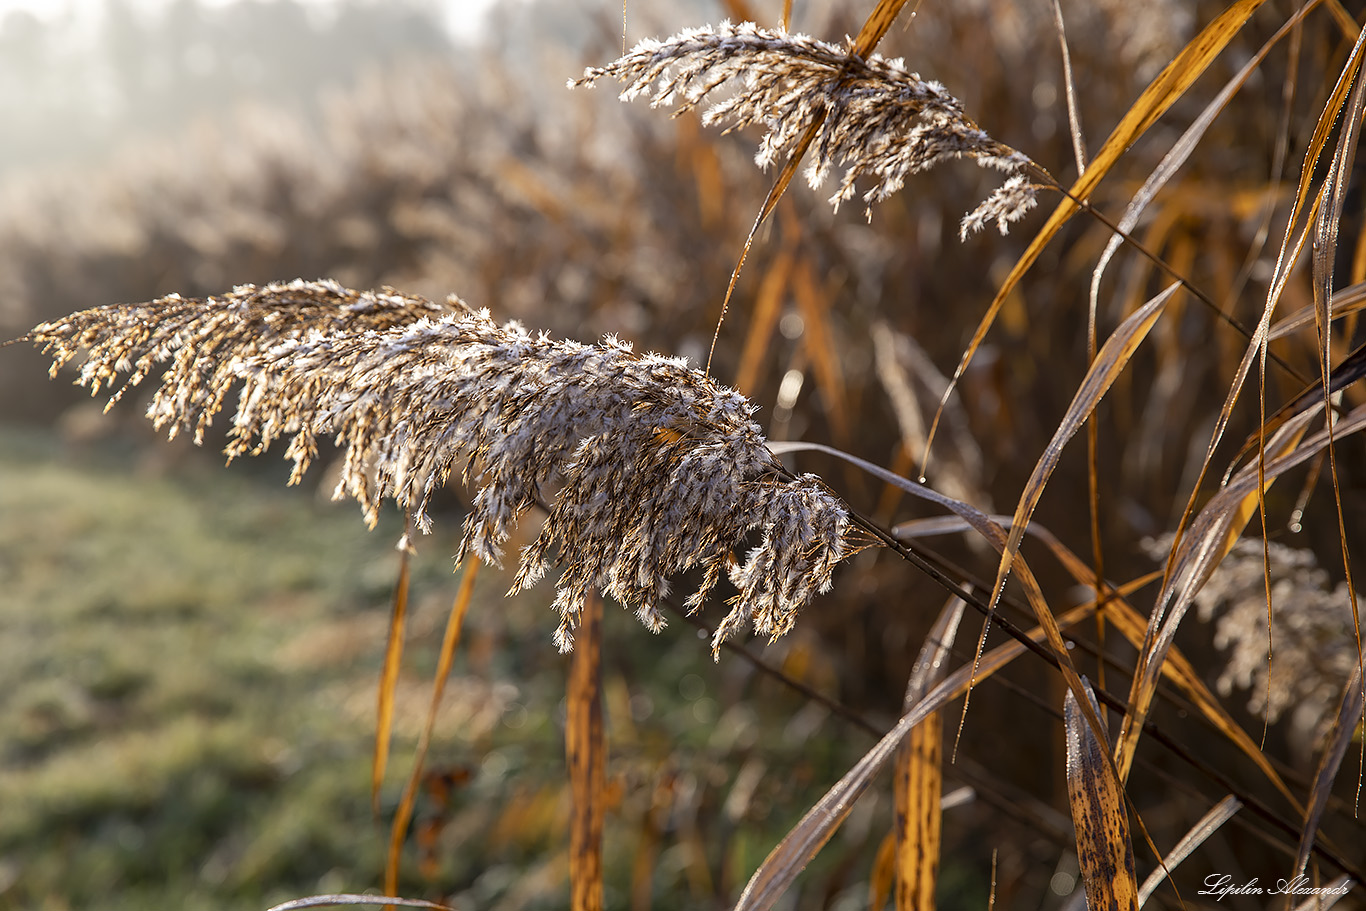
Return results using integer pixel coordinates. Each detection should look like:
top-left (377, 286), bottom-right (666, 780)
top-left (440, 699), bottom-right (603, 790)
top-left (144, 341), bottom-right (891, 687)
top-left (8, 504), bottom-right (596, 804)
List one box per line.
top-left (374, 525), bottom-right (414, 815)
top-left (267, 896), bottom-right (457, 911)
top-left (1294, 663), bottom-right (1365, 879)
top-left (1117, 404), bottom-right (1366, 781)
top-left (924, 0), bottom-right (1268, 474)
top-left (385, 559), bottom-right (481, 897)
top-left (893, 512), bottom-right (1300, 811)
top-left (992, 284), bottom-right (1176, 609)
top-left (568, 588), bottom-right (606, 911)
top-left (1136, 795), bottom-right (1241, 907)
top-left (894, 597), bottom-right (964, 911)
top-left (732, 602), bottom-right (1098, 911)
top-left (1065, 680), bottom-right (1139, 911)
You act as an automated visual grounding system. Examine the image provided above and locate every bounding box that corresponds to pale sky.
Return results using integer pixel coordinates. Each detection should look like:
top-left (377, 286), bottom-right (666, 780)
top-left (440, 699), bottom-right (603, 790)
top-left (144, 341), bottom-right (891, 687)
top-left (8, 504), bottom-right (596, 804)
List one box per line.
top-left (0, 0), bottom-right (505, 40)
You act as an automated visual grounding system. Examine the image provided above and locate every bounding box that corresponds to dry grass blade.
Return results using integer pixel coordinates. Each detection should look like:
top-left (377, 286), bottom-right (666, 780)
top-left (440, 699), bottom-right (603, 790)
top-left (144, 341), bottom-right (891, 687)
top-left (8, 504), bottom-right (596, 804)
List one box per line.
top-left (993, 285), bottom-right (1177, 617)
top-left (1065, 682), bottom-right (1139, 911)
top-left (733, 244), bottom-right (794, 394)
top-left (373, 533), bottom-right (413, 815)
top-left (1088, 1), bottom-right (1318, 343)
top-left (791, 258), bottom-right (850, 446)
top-left (849, 0), bottom-right (915, 57)
top-left (568, 590), bottom-right (606, 911)
top-left (894, 597), bottom-right (964, 911)
top-left (31, 287), bottom-right (852, 654)
top-left (893, 512), bottom-right (1300, 810)
top-left (733, 602), bottom-right (1099, 911)
top-left (1294, 663), bottom-right (1364, 879)
top-left (266, 896), bottom-right (457, 911)
top-left (1136, 795), bottom-right (1241, 906)
top-left (924, 0), bottom-right (1267, 473)
top-left (1117, 404), bottom-right (1366, 779)
top-left (385, 559), bottom-right (481, 898)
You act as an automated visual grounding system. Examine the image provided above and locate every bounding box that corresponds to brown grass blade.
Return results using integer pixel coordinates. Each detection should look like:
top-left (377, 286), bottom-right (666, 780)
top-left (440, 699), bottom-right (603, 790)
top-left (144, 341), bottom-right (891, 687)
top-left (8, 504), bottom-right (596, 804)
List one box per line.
top-left (733, 601), bottom-right (1098, 911)
top-left (568, 588), bottom-right (606, 911)
top-left (1293, 663), bottom-right (1364, 878)
top-left (1065, 681), bottom-right (1139, 911)
top-left (733, 245), bottom-right (793, 395)
top-left (894, 598), bottom-right (965, 911)
top-left (385, 559), bottom-right (481, 898)
top-left (374, 528), bottom-right (414, 815)
top-left (924, 0), bottom-right (1267, 474)
top-left (792, 258), bottom-right (851, 446)
top-left (1136, 795), bottom-right (1241, 906)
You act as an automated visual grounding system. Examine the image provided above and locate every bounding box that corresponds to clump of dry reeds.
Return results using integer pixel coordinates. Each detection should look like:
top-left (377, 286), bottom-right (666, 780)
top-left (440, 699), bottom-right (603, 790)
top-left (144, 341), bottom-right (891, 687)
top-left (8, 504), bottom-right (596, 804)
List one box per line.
top-left (28, 279), bottom-right (852, 653)
top-left (573, 20), bottom-right (1039, 234)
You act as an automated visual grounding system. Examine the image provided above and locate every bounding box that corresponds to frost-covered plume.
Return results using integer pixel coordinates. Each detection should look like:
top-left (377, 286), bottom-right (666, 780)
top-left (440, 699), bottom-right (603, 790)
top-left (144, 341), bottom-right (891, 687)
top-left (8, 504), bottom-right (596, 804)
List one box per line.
top-left (572, 20), bottom-right (1039, 236)
top-left (29, 281), bottom-right (852, 654)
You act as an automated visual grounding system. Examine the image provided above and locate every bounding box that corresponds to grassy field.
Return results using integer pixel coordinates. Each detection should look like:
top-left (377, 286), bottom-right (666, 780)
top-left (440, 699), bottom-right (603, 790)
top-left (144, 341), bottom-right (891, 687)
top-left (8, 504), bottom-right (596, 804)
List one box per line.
top-left (0, 424), bottom-right (888, 911)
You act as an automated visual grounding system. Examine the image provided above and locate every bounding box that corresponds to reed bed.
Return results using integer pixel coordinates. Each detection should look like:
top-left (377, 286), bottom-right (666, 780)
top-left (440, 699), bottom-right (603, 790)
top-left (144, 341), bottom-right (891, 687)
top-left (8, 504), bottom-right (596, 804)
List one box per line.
top-left (5, 0), bottom-right (1366, 908)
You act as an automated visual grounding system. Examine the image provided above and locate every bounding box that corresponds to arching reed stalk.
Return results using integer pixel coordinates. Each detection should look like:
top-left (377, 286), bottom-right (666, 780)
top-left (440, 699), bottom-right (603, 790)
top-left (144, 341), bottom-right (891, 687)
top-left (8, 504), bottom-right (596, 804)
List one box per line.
top-left (28, 279), bottom-right (854, 653)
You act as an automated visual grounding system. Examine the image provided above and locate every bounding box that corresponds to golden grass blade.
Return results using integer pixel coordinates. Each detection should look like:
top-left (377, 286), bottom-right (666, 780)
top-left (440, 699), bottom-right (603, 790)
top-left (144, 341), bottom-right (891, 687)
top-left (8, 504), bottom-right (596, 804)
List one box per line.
top-left (892, 512), bottom-right (1302, 811)
top-left (1117, 404), bottom-right (1366, 781)
top-left (894, 597), bottom-right (965, 911)
top-left (994, 284), bottom-right (1176, 606)
top-left (850, 0), bottom-right (915, 57)
top-left (869, 832), bottom-right (896, 911)
top-left (1136, 795), bottom-right (1241, 906)
top-left (734, 245), bottom-right (793, 395)
top-left (568, 589), bottom-right (606, 911)
top-left (1065, 681), bottom-right (1139, 911)
top-left (1294, 663), bottom-right (1364, 878)
top-left (792, 258), bottom-right (851, 446)
top-left (384, 559), bottom-right (481, 898)
top-left (733, 602), bottom-right (1097, 911)
top-left (373, 528), bottom-right (413, 815)
top-left (1086, 0), bottom-right (1320, 395)
top-left (1309, 26), bottom-right (1366, 786)
top-left (924, 0), bottom-right (1267, 475)
top-left (709, 118), bottom-right (824, 375)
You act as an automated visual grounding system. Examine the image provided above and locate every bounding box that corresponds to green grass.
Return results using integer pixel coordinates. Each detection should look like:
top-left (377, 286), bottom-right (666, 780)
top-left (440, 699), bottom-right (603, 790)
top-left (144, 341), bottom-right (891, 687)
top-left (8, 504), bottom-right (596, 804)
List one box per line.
top-left (0, 426), bottom-right (442, 910)
top-left (0, 424), bottom-right (882, 910)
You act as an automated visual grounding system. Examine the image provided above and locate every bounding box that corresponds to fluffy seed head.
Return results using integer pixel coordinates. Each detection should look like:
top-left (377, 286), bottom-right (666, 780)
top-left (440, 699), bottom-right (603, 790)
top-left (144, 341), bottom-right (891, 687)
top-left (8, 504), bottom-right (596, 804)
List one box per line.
top-left (29, 280), bottom-right (853, 654)
top-left (573, 20), bottom-right (1039, 234)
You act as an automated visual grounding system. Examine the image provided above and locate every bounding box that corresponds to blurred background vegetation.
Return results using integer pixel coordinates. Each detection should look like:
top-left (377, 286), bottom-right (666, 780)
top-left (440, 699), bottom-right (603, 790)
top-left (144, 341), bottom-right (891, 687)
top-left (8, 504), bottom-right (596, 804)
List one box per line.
top-left (1, 0), bottom-right (1363, 909)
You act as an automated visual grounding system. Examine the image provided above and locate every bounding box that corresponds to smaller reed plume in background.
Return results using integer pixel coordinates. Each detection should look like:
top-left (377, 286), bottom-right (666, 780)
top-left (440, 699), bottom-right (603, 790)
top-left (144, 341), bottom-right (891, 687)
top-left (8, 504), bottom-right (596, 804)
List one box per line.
top-left (1146, 536), bottom-right (1359, 753)
top-left (27, 279), bottom-right (855, 653)
top-left (573, 20), bottom-right (1040, 236)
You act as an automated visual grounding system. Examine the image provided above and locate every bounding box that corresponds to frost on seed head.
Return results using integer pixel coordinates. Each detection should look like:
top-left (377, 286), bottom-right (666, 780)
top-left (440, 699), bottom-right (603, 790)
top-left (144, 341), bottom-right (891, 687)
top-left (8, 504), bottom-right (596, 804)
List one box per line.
top-left (29, 280), bottom-right (852, 655)
top-left (573, 20), bottom-right (1039, 235)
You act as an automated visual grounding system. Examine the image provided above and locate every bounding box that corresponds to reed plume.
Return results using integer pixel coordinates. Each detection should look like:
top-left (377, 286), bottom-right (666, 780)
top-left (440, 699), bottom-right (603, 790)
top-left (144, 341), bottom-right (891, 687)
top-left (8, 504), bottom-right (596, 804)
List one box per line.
top-left (28, 280), bottom-right (852, 653)
top-left (572, 20), bottom-right (1039, 235)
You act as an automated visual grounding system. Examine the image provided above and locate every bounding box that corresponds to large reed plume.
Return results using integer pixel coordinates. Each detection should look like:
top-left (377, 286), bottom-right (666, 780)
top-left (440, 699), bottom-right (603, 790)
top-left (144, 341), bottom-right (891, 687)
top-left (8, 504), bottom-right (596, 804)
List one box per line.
top-left (28, 279), bottom-right (853, 654)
